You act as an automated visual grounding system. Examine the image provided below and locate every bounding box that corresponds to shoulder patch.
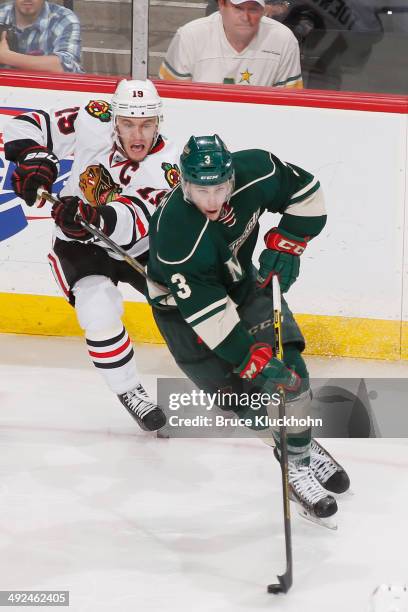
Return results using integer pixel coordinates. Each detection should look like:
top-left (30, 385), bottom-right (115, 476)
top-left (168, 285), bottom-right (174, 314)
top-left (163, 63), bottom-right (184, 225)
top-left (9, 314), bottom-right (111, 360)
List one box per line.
top-left (85, 100), bottom-right (112, 122)
top-left (161, 162), bottom-right (181, 188)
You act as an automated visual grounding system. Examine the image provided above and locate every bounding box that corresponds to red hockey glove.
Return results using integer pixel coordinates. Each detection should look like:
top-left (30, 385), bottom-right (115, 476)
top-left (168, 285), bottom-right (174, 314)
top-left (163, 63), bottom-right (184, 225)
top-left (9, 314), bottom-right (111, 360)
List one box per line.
top-left (257, 227), bottom-right (308, 293)
top-left (52, 196), bottom-right (100, 240)
top-left (12, 146), bottom-right (59, 207)
top-left (237, 342), bottom-right (300, 392)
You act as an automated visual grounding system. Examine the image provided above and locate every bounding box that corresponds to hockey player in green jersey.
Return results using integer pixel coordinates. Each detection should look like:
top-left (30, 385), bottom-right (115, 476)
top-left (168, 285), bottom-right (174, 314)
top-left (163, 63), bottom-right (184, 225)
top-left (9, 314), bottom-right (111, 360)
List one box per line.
top-left (147, 134), bottom-right (350, 525)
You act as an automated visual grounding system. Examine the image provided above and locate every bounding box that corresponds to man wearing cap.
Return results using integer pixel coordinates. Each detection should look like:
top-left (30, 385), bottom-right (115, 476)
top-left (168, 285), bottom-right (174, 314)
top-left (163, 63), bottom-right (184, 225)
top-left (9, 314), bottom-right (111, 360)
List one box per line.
top-left (159, 0), bottom-right (302, 88)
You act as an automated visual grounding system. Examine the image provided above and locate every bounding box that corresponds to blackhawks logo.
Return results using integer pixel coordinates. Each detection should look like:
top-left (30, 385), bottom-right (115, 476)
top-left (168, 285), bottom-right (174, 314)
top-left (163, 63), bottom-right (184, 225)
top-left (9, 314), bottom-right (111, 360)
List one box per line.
top-left (79, 164), bottom-right (121, 206)
top-left (85, 99), bottom-right (112, 122)
top-left (161, 162), bottom-right (180, 188)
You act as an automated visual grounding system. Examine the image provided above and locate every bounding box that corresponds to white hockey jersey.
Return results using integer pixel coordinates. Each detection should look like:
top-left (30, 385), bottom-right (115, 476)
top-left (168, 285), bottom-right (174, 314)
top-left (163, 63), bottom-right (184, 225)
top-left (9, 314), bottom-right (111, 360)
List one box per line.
top-left (3, 99), bottom-right (181, 258)
top-left (159, 13), bottom-right (302, 88)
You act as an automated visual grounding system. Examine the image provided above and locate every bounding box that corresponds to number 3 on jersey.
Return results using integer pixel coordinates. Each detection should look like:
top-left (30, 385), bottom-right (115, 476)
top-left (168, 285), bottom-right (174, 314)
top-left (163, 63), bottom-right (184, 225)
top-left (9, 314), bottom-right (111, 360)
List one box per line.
top-left (171, 273), bottom-right (191, 299)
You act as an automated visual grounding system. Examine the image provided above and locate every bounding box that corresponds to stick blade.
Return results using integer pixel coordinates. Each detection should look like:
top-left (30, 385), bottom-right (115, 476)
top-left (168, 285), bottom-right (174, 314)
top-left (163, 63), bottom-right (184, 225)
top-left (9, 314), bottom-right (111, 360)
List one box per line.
top-left (267, 572), bottom-right (292, 594)
top-left (267, 583), bottom-right (284, 594)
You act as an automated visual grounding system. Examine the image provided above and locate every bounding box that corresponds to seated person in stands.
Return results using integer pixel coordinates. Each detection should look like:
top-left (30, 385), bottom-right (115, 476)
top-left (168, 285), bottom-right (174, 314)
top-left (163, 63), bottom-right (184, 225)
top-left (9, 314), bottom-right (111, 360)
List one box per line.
top-left (0, 0), bottom-right (82, 72)
top-left (206, 0), bottom-right (383, 90)
top-left (206, 0), bottom-right (290, 19)
top-left (159, 0), bottom-right (302, 88)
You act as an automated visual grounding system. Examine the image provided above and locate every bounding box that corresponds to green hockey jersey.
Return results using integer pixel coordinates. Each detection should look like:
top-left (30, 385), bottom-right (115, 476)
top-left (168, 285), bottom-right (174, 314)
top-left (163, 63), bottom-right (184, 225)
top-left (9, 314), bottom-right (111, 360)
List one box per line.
top-left (147, 148), bottom-right (326, 365)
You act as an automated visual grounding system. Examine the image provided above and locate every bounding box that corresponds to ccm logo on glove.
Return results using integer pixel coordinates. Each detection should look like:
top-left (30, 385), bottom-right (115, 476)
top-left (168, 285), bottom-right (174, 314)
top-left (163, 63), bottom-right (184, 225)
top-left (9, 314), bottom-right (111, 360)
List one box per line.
top-left (264, 228), bottom-right (307, 255)
top-left (257, 227), bottom-right (309, 293)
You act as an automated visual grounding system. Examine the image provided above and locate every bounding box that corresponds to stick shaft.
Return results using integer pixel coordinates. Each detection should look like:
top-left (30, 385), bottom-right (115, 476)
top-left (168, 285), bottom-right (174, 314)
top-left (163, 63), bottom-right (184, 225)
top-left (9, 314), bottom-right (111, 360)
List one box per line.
top-left (268, 275), bottom-right (293, 594)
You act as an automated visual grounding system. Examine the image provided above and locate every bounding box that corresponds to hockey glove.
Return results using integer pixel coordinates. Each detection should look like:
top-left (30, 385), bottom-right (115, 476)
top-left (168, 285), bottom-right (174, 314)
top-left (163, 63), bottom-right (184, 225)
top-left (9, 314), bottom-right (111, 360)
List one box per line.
top-left (12, 146), bottom-right (59, 207)
top-left (257, 227), bottom-right (308, 293)
top-left (237, 342), bottom-right (300, 394)
top-left (52, 196), bottom-right (100, 240)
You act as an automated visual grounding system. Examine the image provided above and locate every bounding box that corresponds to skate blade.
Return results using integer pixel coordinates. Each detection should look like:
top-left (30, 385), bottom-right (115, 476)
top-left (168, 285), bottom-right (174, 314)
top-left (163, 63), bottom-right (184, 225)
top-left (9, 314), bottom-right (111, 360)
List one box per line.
top-left (331, 487), bottom-right (354, 498)
top-left (156, 427), bottom-right (170, 439)
top-left (296, 505), bottom-right (338, 530)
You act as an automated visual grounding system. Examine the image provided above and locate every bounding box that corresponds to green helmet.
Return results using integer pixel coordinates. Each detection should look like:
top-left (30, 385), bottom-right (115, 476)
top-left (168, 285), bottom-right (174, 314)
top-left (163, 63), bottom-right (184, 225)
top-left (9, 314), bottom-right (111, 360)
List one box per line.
top-left (180, 134), bottom-right (234, 186)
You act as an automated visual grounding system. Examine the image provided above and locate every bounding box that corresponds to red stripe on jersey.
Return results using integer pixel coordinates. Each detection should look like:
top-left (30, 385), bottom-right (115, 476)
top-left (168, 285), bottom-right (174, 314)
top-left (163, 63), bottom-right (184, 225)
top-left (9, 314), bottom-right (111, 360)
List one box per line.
top-left (32, 112), bottom-right (41, 127)
top-left (48, 253), bottom-right (70, 297)
top-left (88, 336), bottom-right (131, 359)
top-left (135, 214), bottom-right (147, 238)
top-left (122, 201), bottom-right (148, 238)
top-left (114, 195), bottom-right (133, 205)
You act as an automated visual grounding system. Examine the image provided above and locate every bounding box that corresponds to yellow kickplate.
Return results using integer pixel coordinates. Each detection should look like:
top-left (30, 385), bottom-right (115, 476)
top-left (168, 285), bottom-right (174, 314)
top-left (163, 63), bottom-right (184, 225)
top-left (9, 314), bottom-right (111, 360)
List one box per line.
top-left (0, 293), bottom-right (163, 342)
top-left (296, 313), bottom-right (401, 360)
top-left (401, 320), bottom-right (408, 360)
top-left (0, 292), bottom-right (404, 359)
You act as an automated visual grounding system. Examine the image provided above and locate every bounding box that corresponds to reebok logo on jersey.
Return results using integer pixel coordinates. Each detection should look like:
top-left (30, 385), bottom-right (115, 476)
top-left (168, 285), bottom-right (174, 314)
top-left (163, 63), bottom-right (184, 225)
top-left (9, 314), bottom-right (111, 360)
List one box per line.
top-left (229, 209), bottom-right (260, 256)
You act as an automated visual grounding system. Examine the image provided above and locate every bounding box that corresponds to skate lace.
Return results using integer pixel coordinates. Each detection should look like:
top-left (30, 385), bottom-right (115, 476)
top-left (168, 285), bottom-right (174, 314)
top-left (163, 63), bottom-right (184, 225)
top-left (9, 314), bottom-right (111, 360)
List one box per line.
top-left (311, 441), bottom-right (338, 482)
top-left (289, 464), bottom-right (328, 505)
top-left (123, 384), bottom-right (157, 419)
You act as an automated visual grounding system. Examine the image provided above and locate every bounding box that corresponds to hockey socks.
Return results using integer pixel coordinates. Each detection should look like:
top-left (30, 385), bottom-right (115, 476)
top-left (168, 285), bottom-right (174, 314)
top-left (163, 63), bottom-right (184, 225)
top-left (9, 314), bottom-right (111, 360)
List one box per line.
top-left (86, 325), bottom-right (139, 394)
top-left (273, 427), bottom-right (312, 466)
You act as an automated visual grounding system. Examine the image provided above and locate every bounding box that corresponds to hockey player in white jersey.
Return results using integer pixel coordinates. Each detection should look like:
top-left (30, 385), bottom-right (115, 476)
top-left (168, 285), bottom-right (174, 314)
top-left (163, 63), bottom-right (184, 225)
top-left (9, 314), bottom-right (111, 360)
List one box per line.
top-left (4, 79), bottom-right (181, 432)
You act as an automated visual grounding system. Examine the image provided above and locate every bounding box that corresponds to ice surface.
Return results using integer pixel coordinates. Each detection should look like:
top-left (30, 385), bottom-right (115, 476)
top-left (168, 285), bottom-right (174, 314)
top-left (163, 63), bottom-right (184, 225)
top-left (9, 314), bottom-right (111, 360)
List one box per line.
top-left (0, 334), bottom-right (407, 612)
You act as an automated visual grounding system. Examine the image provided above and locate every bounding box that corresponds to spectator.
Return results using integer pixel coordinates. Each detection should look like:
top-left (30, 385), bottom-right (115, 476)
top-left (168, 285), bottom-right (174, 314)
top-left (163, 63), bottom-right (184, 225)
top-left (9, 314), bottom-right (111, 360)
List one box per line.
top-left (159, 0), bottom-right (302, 88)
top-left (0, 0), bottom-right (82, 73)
top-left (206, 0), bottom-right (291, 20)
top-left (206, 0), bottom-right (383, 90)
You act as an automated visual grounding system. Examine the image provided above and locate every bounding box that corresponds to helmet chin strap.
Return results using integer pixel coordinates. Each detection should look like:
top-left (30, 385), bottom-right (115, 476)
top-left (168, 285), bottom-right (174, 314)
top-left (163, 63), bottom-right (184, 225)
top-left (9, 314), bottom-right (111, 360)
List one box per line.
top-left (150, 121), bottom-right (160, 151)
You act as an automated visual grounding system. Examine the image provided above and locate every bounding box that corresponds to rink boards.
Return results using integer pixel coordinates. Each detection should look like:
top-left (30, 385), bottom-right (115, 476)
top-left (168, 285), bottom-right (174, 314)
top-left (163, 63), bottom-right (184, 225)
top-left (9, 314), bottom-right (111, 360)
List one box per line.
top-left (0, 75), bottom-right (407, 359)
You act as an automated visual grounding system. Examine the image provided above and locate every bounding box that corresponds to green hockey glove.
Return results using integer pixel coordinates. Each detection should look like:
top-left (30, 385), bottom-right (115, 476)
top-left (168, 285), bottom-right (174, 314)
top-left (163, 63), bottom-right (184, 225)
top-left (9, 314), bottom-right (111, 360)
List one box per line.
top-left (257, 227), bottom-right (308, 293)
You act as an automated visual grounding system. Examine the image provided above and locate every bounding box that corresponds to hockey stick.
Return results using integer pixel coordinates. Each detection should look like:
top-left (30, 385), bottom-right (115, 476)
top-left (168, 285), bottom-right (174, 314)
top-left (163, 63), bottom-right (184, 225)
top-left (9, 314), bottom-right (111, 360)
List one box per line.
top-left (267, 275), bottom-right (293, 594)
top-left (37, 190), bottom-right (147, 278)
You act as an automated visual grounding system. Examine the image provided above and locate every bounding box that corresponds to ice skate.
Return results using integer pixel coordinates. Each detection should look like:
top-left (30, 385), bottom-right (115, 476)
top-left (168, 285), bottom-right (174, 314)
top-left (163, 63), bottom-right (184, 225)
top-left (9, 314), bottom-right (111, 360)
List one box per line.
top-left (310, 439), bottom-right (350, 494)
top-left (118, 384), bottom-right (166, 432)
top-left (288, 461), bottom-right (338, 530)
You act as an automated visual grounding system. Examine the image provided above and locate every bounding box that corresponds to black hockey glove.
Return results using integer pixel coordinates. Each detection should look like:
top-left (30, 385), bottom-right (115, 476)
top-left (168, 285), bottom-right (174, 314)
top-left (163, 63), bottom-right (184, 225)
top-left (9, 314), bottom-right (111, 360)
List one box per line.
top-left (12, 146), bottom-right (59, 207)
top-left (52, 196), bottom-right (101, 240)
